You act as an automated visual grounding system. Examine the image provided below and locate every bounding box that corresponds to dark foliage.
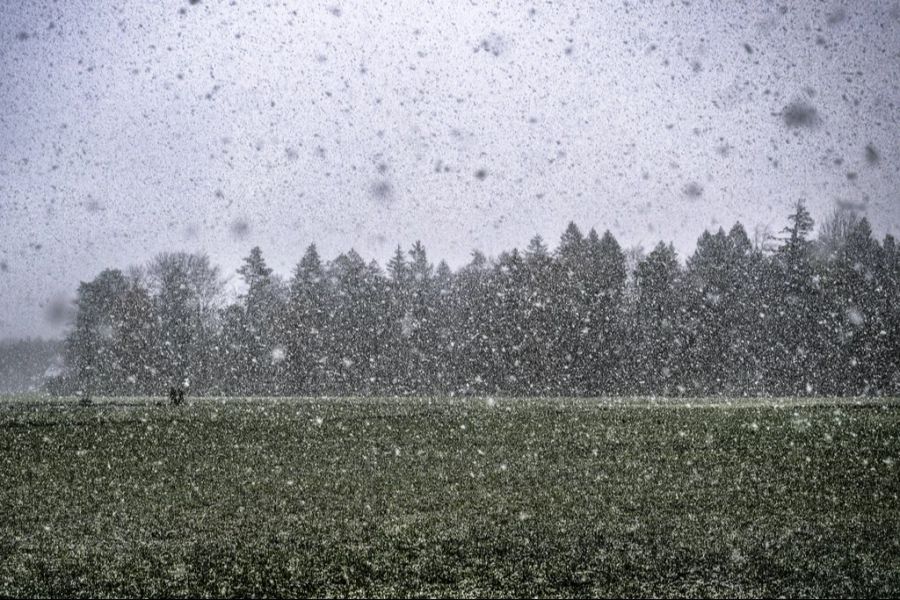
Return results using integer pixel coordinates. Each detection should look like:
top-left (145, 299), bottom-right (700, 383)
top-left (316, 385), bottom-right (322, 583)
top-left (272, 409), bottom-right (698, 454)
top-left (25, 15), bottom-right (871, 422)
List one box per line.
top-left (50, 204), bottom-right (900, 397)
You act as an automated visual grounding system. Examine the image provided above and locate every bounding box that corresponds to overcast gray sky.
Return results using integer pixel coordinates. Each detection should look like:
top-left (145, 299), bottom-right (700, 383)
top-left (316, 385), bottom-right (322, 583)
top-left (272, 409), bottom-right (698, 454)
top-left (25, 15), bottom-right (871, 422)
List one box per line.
top-left (1, 0), bottom-right (899, 339)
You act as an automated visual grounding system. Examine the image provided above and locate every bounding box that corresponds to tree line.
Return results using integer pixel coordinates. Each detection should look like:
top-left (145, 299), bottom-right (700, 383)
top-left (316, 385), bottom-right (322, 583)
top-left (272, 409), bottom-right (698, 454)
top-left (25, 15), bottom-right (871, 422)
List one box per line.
top-left (49, 203), bottom-right (900, 398)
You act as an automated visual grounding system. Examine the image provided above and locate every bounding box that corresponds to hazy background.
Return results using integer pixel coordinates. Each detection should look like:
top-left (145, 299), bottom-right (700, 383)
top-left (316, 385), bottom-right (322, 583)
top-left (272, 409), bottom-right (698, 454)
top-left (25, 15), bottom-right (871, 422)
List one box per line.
top-left (1, 0), bottom-right (898, 339)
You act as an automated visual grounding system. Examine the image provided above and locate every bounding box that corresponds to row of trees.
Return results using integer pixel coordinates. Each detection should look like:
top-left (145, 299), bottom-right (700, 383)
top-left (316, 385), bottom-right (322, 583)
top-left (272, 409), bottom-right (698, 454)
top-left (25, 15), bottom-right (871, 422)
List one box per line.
top-left (51, 203), bottom-right (900, 397)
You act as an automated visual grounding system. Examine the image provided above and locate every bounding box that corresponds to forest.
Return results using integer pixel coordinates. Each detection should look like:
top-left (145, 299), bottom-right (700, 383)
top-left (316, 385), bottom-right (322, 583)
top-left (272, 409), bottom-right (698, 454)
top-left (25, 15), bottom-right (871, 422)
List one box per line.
top-left (49, 203), bottom-right (900, 398)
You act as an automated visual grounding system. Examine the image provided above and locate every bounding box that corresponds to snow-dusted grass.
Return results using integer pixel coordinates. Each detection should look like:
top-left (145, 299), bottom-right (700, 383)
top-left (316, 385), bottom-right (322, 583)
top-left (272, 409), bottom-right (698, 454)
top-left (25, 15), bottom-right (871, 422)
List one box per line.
top-left (1, 396), bottom-right (898, 597)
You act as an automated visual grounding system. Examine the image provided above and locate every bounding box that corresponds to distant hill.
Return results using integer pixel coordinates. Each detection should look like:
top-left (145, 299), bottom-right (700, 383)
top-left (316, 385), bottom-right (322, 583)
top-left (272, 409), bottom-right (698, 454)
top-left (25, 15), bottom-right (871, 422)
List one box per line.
top-left (0, 338), bottom-right (63, 394)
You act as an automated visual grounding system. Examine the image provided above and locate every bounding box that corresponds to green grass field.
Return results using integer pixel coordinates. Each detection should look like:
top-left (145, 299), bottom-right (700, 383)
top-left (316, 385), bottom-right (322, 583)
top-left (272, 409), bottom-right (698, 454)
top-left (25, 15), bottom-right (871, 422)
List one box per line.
top-left (1, 396), bottom-right (898, 598)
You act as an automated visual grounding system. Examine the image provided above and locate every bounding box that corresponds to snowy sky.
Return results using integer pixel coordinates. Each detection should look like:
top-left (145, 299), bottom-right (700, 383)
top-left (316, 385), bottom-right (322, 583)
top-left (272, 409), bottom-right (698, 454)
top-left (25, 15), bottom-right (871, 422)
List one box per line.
top-left (1, 0), bottom-right (899, 339)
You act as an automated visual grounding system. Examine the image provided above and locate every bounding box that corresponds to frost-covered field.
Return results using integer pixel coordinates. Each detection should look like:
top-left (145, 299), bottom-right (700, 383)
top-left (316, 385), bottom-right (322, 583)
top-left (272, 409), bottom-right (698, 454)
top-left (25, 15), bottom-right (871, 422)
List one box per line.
top-left (1, 396), bottom-right (898, 598)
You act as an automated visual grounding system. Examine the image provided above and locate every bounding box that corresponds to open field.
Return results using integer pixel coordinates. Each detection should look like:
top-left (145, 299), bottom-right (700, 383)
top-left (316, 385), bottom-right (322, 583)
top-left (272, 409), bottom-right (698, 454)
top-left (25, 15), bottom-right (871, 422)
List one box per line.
top-left (1, 396), bottom-right (898, 597)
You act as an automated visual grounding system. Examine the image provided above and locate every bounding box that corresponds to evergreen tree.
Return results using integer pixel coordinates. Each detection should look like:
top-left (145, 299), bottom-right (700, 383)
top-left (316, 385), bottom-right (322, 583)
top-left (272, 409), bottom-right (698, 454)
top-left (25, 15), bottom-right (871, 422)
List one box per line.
top-left (588, 230), bottom-right (627, 394)
top-left (236, 247), bottom-right (279, 393)
top-left (772, 202), bottom-right (821, 395)
top-left (550, 222), bottom-right (588, 394)
top-left (451, 250), bottom-right (494, 394)
top-left (406, 241), bottom-right (436, 391)
top-left (325, 250), bottom-right (379, 394)
top-left (521, 235), bottom-right (554, 394)
top-left (631, 243), bottom-right (685, 395)
top-left (286, 244), bottom-right (326, 394)
top-left (781, 200), bottom-right (815, 263)
top-left (685, 225), bottom-right (762, 395)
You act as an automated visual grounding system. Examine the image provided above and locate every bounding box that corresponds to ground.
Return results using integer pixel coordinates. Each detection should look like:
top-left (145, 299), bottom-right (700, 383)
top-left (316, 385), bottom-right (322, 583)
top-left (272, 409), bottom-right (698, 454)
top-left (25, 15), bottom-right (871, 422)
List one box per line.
top-left (0, 396), bottom-right (898, 598)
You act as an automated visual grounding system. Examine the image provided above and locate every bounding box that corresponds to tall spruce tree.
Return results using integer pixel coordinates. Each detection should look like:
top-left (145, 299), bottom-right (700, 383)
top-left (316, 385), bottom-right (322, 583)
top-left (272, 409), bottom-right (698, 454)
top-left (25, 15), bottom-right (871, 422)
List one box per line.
top-left (286, 244), bottom-right (327, 394)
top-left (236, 247), bottom-right (279, 394)
top-left (631, 243), bottom-right (685, 395)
